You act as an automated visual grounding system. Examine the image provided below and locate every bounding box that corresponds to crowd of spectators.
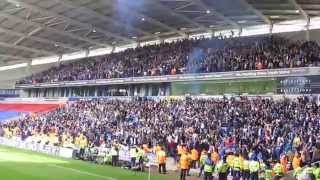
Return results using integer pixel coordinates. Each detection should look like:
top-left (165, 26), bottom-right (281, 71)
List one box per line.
top-left (1, 96), bottom-right (320, 166)
top-left (17, 35), bottom-right (320, 84)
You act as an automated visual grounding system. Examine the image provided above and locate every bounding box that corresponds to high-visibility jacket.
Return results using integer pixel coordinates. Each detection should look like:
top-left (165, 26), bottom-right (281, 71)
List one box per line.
top-left (249, 161), bottom-right (260, 173)
top-left (200, 152), bottom-right (208, 166)
top-left (110, 147), bottom-right (118, 156)
top-left (177, 145), bottom-right (183, 155)
top-left (180, 153), bottom-right (190, 170)
top-left (233, 157), bottom-right (241, 170)
top-left (303, 167), bottom-right (314, 174)
top-left (264, 169), bottom-right (273, 180)
top-left (273, 163), bottom-right (284, 176)
top-left (226, 155), bottom-right (234, 167)
top-left (280, 156), bottom-right (288, 173)
top-left (154, 145), bottom-right (161, 154)
top-left (314, 167), bottom-right (320, 179)
top-left (292, 156), bottom-right (301, 170)
top-left (191, 149), bottom-right (199, 161)
top-left (79, 138), bottom-right (87, 149)
top-left (157, 150), bottom-right (166, 164)
top-left (143, 144), bottom-right (149, 153)
top-left (216, 161), bottom-right (229, 173)
top-left (243, 160), bottom-right (250, 170)
top-left (211, 152), bottom-right (219, 164)
top-left (130, 148), bottom-right (137, 158)
top-left (204, 158), bottom-right (214, 173)
top-left (293, 167), bottom-right (303, 178)
top-left (137, 148), bottom-right (144, 158)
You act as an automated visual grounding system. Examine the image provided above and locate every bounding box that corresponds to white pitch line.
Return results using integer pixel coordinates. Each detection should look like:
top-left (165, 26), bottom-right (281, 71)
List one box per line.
top-left (48, 164), bottom-right (117, 180)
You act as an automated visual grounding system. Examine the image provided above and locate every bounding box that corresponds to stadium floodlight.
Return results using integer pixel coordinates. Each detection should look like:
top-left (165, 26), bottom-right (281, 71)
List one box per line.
top-left (88, 47), bottom-right (113, 57)
top-left (189, 32), bottom-right (213, 39)
top-left (61, 51), bottom-right (87, 62)
top-left (241, 24), bottom-right (270, 37)
top-left (164, 36), bottom-right (185, 43)
top-left (113, 43), bottom-right (138, 53)
top-left (140, 40), bottom-right (161, 47)
top-left (31, 55), bottom-right (60, 65)
top-left (273, 19), bottom-right (306, 33)
top-left (0, 62), bottom-right (27, 71)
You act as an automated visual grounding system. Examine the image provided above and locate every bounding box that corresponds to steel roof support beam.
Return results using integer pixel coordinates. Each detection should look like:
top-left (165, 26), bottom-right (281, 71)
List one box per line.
top-left (52, 0), bottom-right (152, 37)
top-left (193, 0), bottom-right (241, 30)
top-left (0, 41), bottom-right (54, 55)
top-left (0, 11), bottom-right (109, 48)
top-left (75, 0), bottom-right (188, 38)
top-left (0, 26), bottom-right (80, 51)
top-left (6, 0), bottom-right (126, 46)
top-left (288, 0), bottom-right (309, 21)
top-left (151, 1), bottom-right (212, 33)
top-left (0, 54), bottom-right (29, 61)
top-left (238, 0), bottom-right (272, 25)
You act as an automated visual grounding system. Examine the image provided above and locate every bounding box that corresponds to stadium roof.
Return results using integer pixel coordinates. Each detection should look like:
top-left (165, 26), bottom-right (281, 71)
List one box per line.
top-left (0, 0), bottom-right (320, 68)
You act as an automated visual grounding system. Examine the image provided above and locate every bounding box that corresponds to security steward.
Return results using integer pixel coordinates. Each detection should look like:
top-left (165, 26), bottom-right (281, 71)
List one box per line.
top-left (273, 161), bottom-right (284, 180)
top-left (198, 150), bottom-right (208, 177)
top-left (232, 152), bottom-right (242, 179)
top-left (156, 146), bottom-right (167, 174)
top-left (249, 157), bottom-right (260, 180)
top-left (242, 158), bottom-right (250, 180)
top-left (180, 150), bottom-right (190, 180)
top-left (203, 153), bottom-right (214, 180)
top-left (137, 145), bottom-right (145, 171)
top-left (216, 156), bottom-right (229, 180)
top-left (110, 144), bottom-right (119, 166)
top-left (130, 145), bottom-right (138, 169)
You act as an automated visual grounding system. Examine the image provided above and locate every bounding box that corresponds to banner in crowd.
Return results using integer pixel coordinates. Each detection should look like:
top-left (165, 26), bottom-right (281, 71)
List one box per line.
top-left (0, 137), bottom-right (74, 158)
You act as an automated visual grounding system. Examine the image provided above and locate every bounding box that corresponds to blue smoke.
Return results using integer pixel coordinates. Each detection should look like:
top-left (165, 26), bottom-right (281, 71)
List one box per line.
top-left (114, 0), bottom-right (146, 36)
top-left (187, 47), bottom-right (205, 94)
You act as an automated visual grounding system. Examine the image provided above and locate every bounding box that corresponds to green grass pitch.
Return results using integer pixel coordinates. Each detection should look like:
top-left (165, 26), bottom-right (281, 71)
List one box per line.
top-left (0, 145), bottom-right (173, 180)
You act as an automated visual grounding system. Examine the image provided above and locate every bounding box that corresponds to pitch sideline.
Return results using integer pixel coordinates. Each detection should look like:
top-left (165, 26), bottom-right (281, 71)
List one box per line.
top-left (48, 164), bottom-right (117, 180)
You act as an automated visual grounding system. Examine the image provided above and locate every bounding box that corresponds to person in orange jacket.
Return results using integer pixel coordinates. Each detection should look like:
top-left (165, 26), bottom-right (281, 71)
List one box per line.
top-left (211, 150), bottom-right (220, 165)
top-left (180, 151), bottom-right (191, 180)
top-left (292, 152), bottom-right (302, 170)
top-left (156, 146), bottom-right (167, 174)
top-left (191, 147), bottom-right (199, 169)
top-left (280, 154), bottom-right (288, 174)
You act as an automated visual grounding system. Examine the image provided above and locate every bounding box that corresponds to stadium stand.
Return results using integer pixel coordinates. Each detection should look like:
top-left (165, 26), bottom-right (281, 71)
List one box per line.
top-left (16, 36), bottom-right (320, 85)
top-left (1, 96), bottom-right (319, 179)
top-left (1, 0), bottom-right (320, 180)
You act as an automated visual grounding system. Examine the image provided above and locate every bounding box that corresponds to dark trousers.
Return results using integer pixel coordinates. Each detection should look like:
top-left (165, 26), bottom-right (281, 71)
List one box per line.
top-left (218, 172), bottom-right (228, 180)
top-left (272, 175), bottom-right (283, 180)
top-left (79, 148), bottom-right (85, 158)
top-left (131, 157), bottom-right (136, 168)
top-left (204, 172), bottom-right (213, 180)
top-left (242, 170), bottom-right (250, 180)
top-left (158, 163), bottom-right (166, 174)
top-left (111, 155), bottom-right (118, 166)
top-left (180, 169), bottom-right (188, 180)
top-left (232, 170), bottom-right (241, 179)
top-left (250, 171), bottom-right (259, 180)
top-left (138, 157), bottom-right (144, 171)
top-left (199, 165), bottom-right (204, 177)
top-left (191, 160), bottom-right (197, 168)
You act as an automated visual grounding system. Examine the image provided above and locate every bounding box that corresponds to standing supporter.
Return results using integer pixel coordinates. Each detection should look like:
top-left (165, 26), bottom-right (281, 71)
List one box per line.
top-left (215, 156), bottom-right (229, 180)
top-left (273, 161), bottom-right (284, 180)
top-left (180, 150), bottom-right (190, 180)
top-left (203, 153), bottom-right (214, 180)
top-left (190, 147), bottom-right (199, 169)
top-left (249, 158), bottom-right (260, 180)
top-left (156, 147), bottom-right (167, 174)
top-left (199, 150), bottom-right (208, 177)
